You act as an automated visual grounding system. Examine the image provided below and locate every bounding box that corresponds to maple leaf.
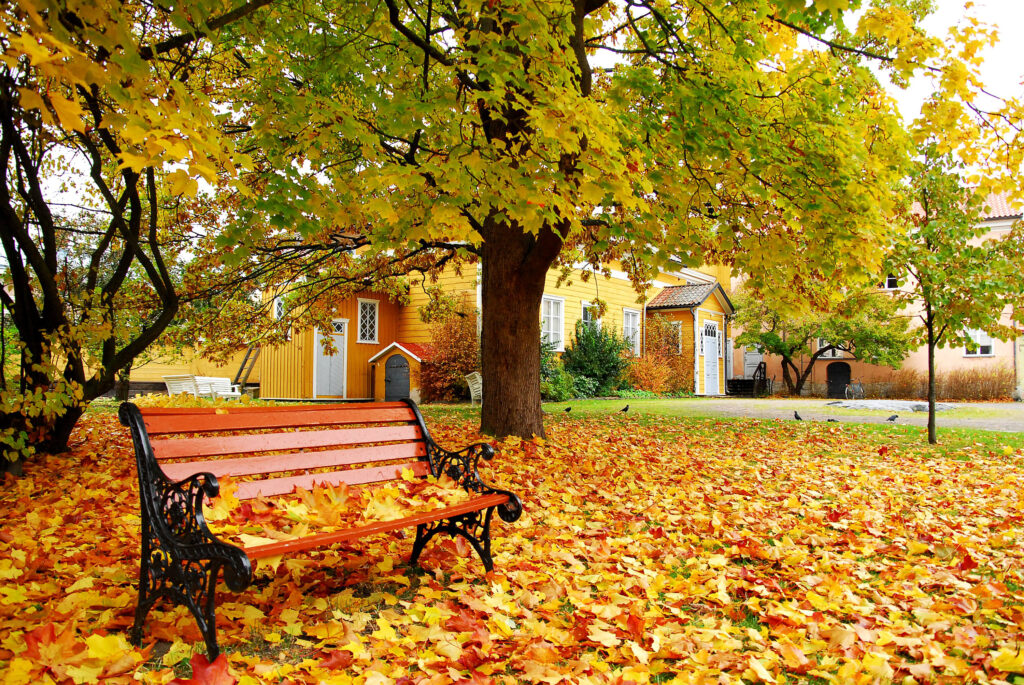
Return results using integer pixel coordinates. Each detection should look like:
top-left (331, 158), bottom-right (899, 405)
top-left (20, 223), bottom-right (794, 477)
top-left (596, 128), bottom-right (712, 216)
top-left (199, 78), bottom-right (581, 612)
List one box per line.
top-left (169, 653), bottom-right (236, 685)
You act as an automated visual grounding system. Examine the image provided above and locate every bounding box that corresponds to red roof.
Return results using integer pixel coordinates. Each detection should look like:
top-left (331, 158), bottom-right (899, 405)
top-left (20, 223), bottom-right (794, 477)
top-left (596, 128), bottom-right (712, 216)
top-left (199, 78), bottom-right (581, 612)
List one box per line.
top-left (647, 283), bottom-right (734, 313)
top-left (982, 192), bottom-right (1021, 220)
top-left (368, 342), bottom-right (431, 363)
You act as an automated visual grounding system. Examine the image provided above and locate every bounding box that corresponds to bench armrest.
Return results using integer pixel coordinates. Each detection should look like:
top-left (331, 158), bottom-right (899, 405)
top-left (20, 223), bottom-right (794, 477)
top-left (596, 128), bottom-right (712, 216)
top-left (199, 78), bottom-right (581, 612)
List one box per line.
top-left (153, 471), bottom-right (253, 590)
top-left (427, 441), bottom-right (523, 523)
top-left (120, 402), bottom-right (252, 591)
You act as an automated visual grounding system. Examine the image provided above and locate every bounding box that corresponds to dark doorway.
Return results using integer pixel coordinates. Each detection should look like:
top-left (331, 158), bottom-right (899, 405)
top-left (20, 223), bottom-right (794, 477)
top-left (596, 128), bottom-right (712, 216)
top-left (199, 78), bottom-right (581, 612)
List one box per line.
top-left (384, 354), bottom-right (410, 401)
top-left (826, 362), bottom-right (851, 399)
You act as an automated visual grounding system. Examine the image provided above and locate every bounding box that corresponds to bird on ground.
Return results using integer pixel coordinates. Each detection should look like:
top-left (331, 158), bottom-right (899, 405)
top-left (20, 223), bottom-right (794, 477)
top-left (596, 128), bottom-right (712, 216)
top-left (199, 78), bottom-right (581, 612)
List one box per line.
top-left (827, 418), bottom-right (839, 422)
top-left (794, 411), bottom-right (802, 421)
top-left (564, 406), bottom-right (572, 413)
top-left (886, 414), bottom-right (898, 422)
top-left (620, 405), bottom-right (629, 413)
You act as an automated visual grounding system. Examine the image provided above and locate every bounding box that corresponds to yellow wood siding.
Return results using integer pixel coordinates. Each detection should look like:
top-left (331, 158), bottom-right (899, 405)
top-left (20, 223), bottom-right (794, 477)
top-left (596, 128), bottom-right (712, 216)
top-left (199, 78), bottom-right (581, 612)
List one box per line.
top-left (542, 266), bottom-right (649, 347)
top-left (649, 309), bottom-right (696, 391)
top-left (129, 348), bottom-right (259, 384)
top-left (398, 268), bottom-right (478, 344)
top-left (258, 293), bottom-right (402, 399)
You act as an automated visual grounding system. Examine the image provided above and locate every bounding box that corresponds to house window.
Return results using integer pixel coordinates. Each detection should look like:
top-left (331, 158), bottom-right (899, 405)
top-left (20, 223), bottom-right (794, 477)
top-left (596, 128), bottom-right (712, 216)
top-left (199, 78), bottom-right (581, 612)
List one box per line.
top-left (273, 297), bottom-right (285, 320)
top-left (964, 328), bottom-right (993, 356)
top-left (357, 299), bottom-right (379, 344)
top-left (623, 309), bottom-right (641, 355)
top-left (881, 274), bottom-right (899, 290)
top-left (818, 338), bottom-right (843, 359)
top-left (581, 301), bottom-right (600, 330)
top-left (541, 296), bottom-right (565, 350)
top-left (671, 321), bottom-right (683, 355)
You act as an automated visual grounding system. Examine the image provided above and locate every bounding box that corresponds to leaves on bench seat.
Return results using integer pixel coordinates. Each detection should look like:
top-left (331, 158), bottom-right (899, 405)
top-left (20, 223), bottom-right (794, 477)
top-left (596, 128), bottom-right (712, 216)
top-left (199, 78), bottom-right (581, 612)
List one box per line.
top-left (203, 469), bottom-right (472, 571)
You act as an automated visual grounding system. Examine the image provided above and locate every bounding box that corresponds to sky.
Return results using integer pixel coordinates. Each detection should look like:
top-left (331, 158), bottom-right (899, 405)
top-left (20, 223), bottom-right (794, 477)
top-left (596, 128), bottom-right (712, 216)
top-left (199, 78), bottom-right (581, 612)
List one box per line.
top-left (887, 0), bottom-right (1024, 121)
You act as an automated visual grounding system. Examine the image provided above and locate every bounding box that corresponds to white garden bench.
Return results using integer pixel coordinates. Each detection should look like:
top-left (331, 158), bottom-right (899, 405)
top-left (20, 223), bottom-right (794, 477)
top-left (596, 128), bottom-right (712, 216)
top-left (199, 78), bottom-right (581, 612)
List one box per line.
top-left (163, 375), bottom-right (242, 399)
top-left (466, 371), bottom-right (482, 406)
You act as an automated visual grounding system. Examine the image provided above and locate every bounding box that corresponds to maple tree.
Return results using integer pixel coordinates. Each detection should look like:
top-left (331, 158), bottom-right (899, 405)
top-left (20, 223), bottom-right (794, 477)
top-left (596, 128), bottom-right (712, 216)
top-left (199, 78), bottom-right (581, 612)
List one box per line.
top-left (733, 286), bottom-right (912, 395)
top-left (0, 0), bottom-right (267, 466)
top-left (888, 146), bottom-right (1024, 444)
top-left (191, 0), bottom-right (939, 439)
top-left (2, 400), bottom-right (1024, 682)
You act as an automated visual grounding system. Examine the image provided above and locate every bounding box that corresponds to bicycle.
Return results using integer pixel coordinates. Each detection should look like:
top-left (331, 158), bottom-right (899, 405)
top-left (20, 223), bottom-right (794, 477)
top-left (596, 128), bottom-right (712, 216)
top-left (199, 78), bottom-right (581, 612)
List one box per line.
top-left (845, 381), bottom-right (864, 400)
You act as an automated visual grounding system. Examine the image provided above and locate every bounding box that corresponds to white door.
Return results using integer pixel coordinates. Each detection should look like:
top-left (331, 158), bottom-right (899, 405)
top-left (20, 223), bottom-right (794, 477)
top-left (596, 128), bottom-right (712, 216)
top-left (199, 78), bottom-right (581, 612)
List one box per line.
top-left (703, 322), bottom-right (719, 395)
top-left (743, 345), bottom-right (763, 379)
top-left (314, 319), bottom-right (347, 397)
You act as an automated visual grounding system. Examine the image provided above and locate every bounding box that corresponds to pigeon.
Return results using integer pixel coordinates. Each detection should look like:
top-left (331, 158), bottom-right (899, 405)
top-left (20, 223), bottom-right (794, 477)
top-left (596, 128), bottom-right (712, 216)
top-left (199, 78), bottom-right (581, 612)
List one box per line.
top-left (886, 414), bottom-right (898, 422)
top-left (620, 405), bottom-right (629, 413)
top-left (794, 411), bottom-right (802, 421)
top-left (827, 418), bottom-right (839, 422)
top-left (564, 406), bottom-right (572, 413)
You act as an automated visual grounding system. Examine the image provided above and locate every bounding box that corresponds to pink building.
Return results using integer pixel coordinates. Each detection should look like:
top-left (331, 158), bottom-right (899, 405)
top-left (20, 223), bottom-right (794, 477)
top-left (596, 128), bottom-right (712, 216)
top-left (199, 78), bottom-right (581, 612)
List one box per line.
top-left (732, 195), bottom-right (1023, 399)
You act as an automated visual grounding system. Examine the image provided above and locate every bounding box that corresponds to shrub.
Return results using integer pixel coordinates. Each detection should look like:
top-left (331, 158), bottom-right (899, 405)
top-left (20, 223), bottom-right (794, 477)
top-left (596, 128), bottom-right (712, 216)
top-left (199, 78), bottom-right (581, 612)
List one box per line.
top-left (624, 354), bottom-right (671, 394)
top-left (626, 315), bottom-right (693, 393)
top-left (418, 299), bottom-right (480, 403)
top-left (572, 375), bottom-right (599, 398)
top-left (616, 388), bottom-right (660, 399)
top-left (865, 363), bottom-right (1015, 401)
top-left (540, 340), bottom-right (575, 401)
top-left (562, 321), bottom-right (630, 396)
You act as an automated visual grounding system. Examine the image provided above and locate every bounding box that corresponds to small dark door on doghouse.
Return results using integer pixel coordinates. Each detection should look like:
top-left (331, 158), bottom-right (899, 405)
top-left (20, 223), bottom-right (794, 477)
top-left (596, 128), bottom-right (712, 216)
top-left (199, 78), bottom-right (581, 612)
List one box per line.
top-left (826, 362), bottom-right (851, 399)
top-left (384, 354), bottom-right (410, 401)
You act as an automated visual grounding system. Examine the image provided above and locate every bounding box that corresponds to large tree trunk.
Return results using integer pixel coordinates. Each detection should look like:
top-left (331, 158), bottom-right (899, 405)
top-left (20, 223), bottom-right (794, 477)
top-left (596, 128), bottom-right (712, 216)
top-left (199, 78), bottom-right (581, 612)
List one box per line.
top-left (479, 221), bottom-right (561, 438)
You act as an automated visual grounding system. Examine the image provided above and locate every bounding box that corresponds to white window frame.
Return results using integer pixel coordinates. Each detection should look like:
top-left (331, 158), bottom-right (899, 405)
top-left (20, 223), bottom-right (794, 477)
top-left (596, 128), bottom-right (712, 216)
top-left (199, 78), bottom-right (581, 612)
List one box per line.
top-left (817, 338), bottom-right (844, 359)
top-left (881, 274), bottom-right (900, 290)
top-left (622, 308), bottom-right (641, 355)
top-left (273, 296), bottom-right (285, 320)
top-left (357, 298), bottom-right (379, 344)
top-left (541, 295), bottom-right (565, 351)
top-left (964, 328), bottom-right (994, 357)
top-left (581, 300), bottom-right (601, 330)
top-left (671, 321), bottom-right (684, 355)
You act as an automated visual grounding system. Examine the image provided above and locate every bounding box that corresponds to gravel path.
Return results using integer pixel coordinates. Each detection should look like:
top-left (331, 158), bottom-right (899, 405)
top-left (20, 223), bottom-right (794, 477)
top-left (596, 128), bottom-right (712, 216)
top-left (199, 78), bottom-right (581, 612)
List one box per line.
top-left (694, 398), bottom-right (1024, 433)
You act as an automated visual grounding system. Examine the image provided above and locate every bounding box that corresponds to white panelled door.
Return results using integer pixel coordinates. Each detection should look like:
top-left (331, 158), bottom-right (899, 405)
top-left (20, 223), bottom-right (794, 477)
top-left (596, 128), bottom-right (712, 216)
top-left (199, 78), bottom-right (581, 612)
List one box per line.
top-left (315, 319), bottom-right (347, 397)
top-left (703, 322), bottom-right (719, 395)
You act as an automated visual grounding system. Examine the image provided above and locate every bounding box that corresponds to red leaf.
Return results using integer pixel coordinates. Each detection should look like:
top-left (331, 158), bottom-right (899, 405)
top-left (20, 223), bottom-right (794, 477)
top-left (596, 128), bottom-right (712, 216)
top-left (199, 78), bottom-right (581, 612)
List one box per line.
top-left (170, 653), bottom-right (235, 685)
top-left (958, 553), bottom-right (979, 571)
top-left (877, 446), bottom-right (889, 456)
top-left (319, 649), bottom-right (355, 670)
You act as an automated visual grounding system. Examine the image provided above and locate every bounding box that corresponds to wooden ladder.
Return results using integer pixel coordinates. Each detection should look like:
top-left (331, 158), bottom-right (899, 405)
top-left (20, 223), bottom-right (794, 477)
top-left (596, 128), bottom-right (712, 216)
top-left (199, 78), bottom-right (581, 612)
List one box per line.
top-left (233, 345), bottom-right (260, 386)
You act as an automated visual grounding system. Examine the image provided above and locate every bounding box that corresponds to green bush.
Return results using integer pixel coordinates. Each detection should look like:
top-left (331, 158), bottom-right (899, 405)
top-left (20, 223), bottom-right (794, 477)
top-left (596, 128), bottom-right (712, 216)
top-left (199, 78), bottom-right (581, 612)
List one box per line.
top-left (540, 340), bottom-right (575, 401)
top-left (562, 321), bottom-right (630, 396)
top-left (572, 375), bottom-right (598, 398)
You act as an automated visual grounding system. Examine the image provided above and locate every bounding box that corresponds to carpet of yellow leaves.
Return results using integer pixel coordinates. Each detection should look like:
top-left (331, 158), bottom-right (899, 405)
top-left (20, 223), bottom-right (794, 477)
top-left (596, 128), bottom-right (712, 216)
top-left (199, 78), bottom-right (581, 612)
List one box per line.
top-left (1, 411), bottom-right (1023, 684)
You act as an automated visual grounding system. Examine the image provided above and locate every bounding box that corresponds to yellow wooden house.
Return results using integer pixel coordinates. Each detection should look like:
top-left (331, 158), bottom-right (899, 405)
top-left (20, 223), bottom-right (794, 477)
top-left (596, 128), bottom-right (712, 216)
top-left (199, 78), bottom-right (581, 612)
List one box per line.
top-left (251, 260), bottom-right (734, 400)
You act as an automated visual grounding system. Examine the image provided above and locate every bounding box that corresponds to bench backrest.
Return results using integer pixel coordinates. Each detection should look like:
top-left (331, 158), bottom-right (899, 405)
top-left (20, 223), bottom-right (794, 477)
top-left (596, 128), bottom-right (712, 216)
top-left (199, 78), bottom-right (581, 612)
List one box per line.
top-left (194, 376), bottom-right (237, 396)
top-left (127, 401), bottom-right (435, 500)
top-left (163, 375), bottom-right (199, 396)
top-left (466, 372), bottom-right (482, 405)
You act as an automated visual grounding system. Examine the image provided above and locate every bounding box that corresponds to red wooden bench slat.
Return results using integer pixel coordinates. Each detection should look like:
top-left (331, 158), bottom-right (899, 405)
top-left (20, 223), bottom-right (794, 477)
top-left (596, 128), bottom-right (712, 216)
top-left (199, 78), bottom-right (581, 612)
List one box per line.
top-left (158, 442), bottom-right (428, 481)
top-left (143, 406), bottom-right (417, 435)
top-left (151, 424), bottom-right (422, 459)
top-left (233, 459), bottom-right (432, 500)
top-left (139, 402), bottom-right (410, 414)
top-left (244, 492), bottom-right (510, 559)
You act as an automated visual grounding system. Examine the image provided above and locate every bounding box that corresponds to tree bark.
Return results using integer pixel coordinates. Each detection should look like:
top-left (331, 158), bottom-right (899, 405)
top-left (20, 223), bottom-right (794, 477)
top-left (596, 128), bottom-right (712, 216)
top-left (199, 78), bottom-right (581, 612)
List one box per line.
top-left (479, 220), bottom-right (562, 438)
top-left (926, 312), bottom-right (937, 444)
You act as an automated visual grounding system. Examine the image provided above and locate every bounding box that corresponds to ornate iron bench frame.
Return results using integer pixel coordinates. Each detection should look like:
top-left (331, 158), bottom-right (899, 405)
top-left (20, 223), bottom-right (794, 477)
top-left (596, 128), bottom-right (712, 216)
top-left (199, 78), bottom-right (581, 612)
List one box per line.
top-left (119, 399), bottom-right (522, 659)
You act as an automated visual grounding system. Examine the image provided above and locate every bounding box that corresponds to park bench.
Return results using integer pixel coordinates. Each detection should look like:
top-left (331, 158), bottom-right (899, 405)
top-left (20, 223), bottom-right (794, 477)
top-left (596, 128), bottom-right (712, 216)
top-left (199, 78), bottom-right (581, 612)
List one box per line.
top-left (119, 400), bottom-right (522, 658)
top-left (466, 371), bottom-right (483, 406)
top-left (162, 374), bottom-right (242, 399)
